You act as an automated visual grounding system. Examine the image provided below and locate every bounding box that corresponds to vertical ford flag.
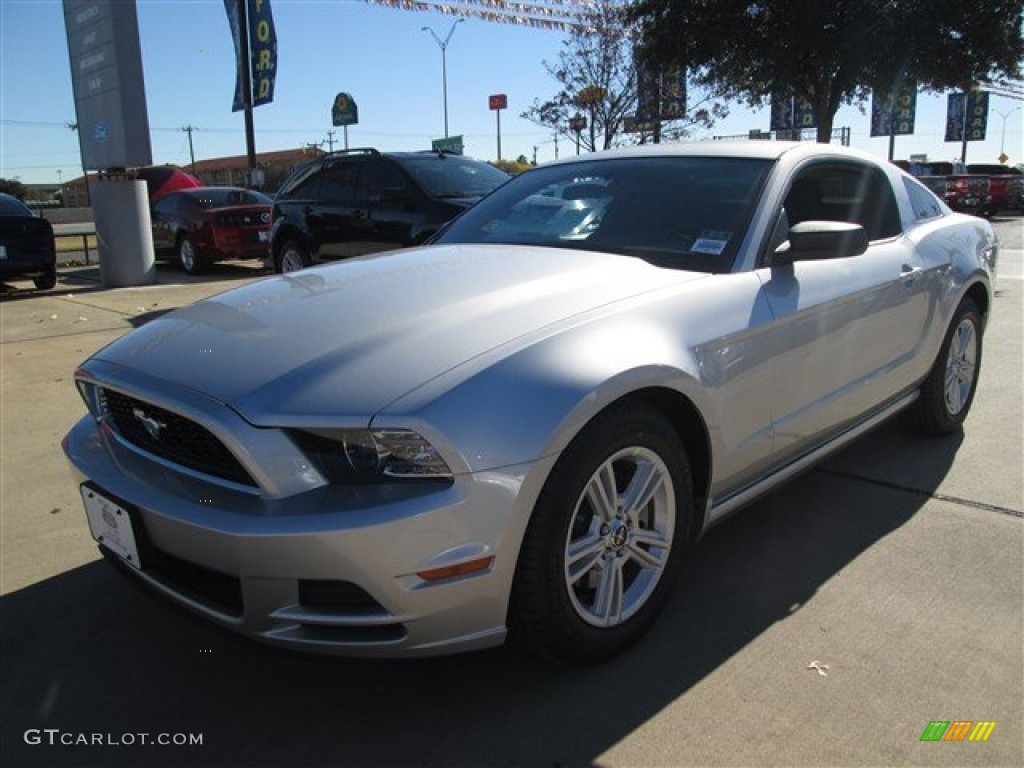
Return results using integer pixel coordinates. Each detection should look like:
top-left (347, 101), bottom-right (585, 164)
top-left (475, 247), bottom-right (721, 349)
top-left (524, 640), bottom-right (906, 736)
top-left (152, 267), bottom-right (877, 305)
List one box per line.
top-left (225, 0), bottom-right (277, 112)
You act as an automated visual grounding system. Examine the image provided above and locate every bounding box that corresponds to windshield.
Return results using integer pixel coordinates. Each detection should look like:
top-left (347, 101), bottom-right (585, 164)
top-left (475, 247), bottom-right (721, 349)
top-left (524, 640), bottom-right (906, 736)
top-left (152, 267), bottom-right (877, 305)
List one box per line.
top-left (0, 194), bottom-right (33, 217)
top-left (433, 156), bottom-right (772, 273)
top-left (400, 155), bottom-right (510, 199)
top-left (191, 189), bottom-right (272, 208)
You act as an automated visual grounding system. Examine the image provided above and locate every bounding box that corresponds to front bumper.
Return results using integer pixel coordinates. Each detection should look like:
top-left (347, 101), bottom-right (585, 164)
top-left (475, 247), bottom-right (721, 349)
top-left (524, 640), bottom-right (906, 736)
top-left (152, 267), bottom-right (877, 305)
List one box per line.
top-left (0, 256), bottom-right (55, 280)
top-left (64, 414), bottom-right (544, 657)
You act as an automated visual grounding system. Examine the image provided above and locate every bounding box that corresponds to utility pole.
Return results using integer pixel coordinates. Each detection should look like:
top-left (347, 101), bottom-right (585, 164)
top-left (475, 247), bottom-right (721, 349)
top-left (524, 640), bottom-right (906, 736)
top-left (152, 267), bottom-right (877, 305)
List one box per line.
top-left (66, 121), bottom-right (91, 206)
top-left (181, 125), bottom-right (198, 172)
top-left (326, 130), bottom-right (336, 153)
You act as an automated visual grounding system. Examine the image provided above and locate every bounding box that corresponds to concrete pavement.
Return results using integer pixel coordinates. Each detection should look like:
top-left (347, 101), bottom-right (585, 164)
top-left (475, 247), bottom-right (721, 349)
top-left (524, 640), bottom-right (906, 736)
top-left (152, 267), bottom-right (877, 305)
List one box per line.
top-left (1, 228), bottom-right (1020, 767)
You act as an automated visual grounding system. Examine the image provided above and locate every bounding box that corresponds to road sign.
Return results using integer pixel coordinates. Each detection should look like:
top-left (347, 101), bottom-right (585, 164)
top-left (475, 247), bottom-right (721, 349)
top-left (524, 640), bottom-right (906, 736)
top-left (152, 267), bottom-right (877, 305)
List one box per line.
top-left (432, 135), bottom-right (463, 154)
top-left (489, 94), bottom-right (507, 111)
top-left (332, 92), bottom-right (359, 127)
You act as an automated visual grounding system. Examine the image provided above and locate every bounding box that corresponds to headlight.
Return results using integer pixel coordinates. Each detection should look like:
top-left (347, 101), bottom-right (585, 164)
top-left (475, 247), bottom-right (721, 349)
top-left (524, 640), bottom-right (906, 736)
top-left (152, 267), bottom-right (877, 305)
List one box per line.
top-left (291, 428), bottom-right (453, 483)
top-left (75, 375), bottom-right (104, 418)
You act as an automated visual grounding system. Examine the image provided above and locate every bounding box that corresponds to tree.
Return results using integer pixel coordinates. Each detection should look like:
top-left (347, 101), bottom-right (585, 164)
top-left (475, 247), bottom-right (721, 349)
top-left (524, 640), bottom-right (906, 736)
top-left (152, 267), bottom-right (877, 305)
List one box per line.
top-left (0, 178), bottom-right (27, 201)
top-left (523, 0), bottom-right (726, 152)
top-left (492, 157), bottom-right (533, 175)
top-left (630, 0), bottom-right (1024, 143)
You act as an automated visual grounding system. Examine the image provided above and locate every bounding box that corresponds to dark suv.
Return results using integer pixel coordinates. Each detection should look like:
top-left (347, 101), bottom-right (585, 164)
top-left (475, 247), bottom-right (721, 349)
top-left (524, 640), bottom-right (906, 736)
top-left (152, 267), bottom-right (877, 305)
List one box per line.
top-left (269, 149), bottom-right (509, 273)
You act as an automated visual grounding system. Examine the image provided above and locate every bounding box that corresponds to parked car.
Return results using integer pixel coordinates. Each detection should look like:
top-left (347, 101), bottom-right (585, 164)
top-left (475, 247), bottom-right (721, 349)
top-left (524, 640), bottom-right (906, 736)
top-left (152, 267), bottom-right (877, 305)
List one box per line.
top-left (0, 193), bottom-right (57, 290)
top-left (269, 148), bottom-right (510, 272)
top-left (150, 187), bottom-right (272, 275)
top-left (65, 142), bottom-right (996, 663)
top-left (967, 164), bottom-right (1024, 215)
top-left (896, 161), bottom-right (992, 215)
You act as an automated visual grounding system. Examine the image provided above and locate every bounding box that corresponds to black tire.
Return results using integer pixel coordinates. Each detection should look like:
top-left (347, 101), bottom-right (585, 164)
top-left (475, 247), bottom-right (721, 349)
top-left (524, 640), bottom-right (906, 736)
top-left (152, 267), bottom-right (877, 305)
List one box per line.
top-left (509, 403), bottom-right (693, 664)
top-left (33, 268), bottom-right (57, 290)
top-left (905, 297), bottom-right (983, 435)
top-left (178, 235), bottom-right (205, 275)
top-left (276, 239), bottom-right (311, 273)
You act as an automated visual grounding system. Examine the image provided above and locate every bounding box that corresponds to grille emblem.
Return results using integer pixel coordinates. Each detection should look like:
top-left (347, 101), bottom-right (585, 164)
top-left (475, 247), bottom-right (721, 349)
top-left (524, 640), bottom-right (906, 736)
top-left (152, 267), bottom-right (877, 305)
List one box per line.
top-left (132, 407), bottom-right (167, 440)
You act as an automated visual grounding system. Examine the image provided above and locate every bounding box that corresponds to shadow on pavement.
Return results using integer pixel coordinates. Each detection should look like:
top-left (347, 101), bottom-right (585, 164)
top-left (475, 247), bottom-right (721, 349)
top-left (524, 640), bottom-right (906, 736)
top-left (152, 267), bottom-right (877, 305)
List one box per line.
top-left (0, 422), bottom-right (962, 768)
top-left (0, 261), bottom-right (268, 304)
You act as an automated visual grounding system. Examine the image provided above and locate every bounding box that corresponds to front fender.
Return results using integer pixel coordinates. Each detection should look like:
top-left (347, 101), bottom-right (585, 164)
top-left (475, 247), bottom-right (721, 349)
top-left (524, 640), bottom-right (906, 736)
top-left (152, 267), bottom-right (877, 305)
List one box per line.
top-left (372, 316), bottom-right (711, 475)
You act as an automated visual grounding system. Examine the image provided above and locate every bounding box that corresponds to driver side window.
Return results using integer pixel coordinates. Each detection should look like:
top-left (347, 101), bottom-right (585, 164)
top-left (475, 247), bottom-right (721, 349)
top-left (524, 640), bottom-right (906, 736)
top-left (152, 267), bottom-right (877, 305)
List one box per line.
top-left (783, 163), bottom-right (902, 242)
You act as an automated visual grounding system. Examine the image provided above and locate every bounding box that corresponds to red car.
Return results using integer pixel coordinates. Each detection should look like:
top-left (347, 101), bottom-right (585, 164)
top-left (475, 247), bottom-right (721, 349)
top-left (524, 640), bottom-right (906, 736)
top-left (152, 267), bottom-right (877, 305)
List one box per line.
top-left (150, 187), bottom-right (272, 275)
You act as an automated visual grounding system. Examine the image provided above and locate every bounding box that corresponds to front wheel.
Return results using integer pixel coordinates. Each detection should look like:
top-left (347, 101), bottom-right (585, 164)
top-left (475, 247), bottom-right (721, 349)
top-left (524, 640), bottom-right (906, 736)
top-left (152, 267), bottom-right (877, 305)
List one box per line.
top-left (33, 268), bottom-right (57, 290)
top-left (905, 297), bottom-right (983, 435)
top-left (509, 404), bottom-right (692, 664)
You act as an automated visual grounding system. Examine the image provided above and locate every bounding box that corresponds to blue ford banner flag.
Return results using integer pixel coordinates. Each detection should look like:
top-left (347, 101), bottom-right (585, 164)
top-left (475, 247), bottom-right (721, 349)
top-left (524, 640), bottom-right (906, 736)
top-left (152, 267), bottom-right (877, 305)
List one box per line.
top-left (225, 0), bottom-right (245, 112)
top-left (248, 0), bottom-right (277, 108)
top-left (945, 91), bottom-right (989, 142)
top-left (225, 0), bottom-right (277, 112)
top-left (871, 85), bottom-right (917, 137)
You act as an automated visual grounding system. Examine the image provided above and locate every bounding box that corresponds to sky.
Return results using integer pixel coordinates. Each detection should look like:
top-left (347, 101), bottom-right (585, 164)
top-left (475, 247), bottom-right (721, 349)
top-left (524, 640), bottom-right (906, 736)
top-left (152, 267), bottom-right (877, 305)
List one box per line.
top-left (1, 0), bottom-right (1022, 188)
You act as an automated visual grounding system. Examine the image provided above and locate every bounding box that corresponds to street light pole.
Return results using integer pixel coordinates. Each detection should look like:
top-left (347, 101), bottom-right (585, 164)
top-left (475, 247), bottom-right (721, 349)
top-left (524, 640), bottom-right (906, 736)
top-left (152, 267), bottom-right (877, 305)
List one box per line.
top-left (422, 19), bottom-right (464, 138)
top-left (993, 106), bottom-right (1022, 158)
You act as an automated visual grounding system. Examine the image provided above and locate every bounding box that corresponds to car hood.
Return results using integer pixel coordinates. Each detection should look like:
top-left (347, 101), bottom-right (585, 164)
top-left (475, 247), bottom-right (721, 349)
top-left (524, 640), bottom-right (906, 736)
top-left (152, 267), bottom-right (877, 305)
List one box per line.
top-left (92, 244), bottom-right (706, 425)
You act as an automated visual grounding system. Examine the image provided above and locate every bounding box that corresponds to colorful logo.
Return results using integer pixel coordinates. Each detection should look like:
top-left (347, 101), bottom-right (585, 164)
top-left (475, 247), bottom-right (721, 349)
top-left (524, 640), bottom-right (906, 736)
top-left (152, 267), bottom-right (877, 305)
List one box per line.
top-left (920, 721), bottom-right (996, 742)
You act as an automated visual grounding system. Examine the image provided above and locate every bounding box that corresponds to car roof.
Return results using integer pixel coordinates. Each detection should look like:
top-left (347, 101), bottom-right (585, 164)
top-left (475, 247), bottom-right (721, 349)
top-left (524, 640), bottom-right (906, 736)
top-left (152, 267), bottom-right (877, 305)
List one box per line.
top-left (539, 140), bottom-right (882, 168)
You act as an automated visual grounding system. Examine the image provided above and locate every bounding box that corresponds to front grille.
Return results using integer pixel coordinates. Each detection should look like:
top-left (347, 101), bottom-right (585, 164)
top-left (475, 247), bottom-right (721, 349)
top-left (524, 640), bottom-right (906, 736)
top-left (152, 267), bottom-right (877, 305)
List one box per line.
top-left (145, 548), bottom-right (244, 617)
top-left (96, 493), bottom-right (244, 617)
top-left (99, 388), bottom-right (256, 487)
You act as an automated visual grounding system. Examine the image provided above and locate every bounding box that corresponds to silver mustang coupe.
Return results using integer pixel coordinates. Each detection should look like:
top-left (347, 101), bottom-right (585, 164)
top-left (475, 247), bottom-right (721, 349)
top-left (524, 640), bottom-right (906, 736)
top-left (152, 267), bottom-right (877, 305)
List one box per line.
top-left (64, 142), bottom-right (996, 663)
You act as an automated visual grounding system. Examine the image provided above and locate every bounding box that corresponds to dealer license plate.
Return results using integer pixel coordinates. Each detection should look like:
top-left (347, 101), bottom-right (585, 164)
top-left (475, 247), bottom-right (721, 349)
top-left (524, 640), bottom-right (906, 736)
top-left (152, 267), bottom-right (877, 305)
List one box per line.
top-left (81, 485), bottom-right (142, 569)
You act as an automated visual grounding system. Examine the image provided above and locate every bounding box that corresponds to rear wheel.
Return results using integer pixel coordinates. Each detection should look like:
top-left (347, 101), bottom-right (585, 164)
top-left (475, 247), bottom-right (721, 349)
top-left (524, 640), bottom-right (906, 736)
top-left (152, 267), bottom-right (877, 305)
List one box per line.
top-left (178, 236), bottom-right (205, 275)
top-left (510, 404), bottom-right (692, 664)
top-left (277, 240), bottom-right (311, 273)
top-left (905, 297), bottom-right (983, 435)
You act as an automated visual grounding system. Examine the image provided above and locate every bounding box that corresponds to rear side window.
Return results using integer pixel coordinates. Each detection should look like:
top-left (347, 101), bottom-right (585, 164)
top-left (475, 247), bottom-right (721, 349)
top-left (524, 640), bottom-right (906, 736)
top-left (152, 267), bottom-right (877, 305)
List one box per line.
top-left (784, 163), bottom-right (902, 241)
top-left (903, 178), bottom-right (944, 221)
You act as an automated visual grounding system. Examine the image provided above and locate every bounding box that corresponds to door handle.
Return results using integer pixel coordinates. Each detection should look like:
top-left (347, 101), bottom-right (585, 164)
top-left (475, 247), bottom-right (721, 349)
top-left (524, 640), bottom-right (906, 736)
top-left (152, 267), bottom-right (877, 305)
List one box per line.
top-left (901, 266), bottom-right (925, 286)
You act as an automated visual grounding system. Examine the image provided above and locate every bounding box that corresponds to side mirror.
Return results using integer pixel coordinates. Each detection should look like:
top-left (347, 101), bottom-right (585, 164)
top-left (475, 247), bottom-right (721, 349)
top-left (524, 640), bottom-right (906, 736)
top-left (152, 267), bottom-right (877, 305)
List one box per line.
top-left (772, 221), bottom-right (868, 266)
